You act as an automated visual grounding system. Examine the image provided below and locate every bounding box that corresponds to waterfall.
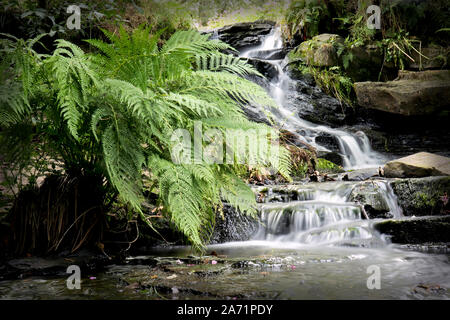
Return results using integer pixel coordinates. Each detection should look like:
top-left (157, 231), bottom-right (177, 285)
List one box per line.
top-left (253, 181), bottom-right (403, 246)
top-left (226, 26), bottom-right (404, 248)
top-left (239, 27), bottom-right (386, 170)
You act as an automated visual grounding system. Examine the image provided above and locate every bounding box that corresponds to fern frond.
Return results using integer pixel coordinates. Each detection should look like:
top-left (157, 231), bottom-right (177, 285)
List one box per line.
top-left (48, 40), bottom-right (100, 139)
top-left (195, 53), bottom-right (263, 78)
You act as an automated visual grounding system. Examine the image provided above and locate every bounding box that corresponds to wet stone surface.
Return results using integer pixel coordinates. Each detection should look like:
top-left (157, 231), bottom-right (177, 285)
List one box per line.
top-left (1, 244), bottom-right (449, 300)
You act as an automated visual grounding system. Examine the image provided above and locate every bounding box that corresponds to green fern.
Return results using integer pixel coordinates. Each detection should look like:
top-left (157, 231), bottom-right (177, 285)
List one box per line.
top-left (1, 26), bottom-right (292, 250)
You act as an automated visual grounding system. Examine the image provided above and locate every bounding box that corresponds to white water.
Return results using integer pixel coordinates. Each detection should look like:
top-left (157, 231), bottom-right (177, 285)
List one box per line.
top-left (253, 181), bottom-right (402, 246)
top-left (240, 27), bottom-right (386, 170)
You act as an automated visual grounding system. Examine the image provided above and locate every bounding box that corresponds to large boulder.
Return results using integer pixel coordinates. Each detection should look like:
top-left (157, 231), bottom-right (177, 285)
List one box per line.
top-left (396, 69), bottom-right (450, 81)
top-left (289, 34), bottom-right (344, 67)
top-left (384, 152), bottom-right (450, 178)
top-left (214, 21), bottom-right (275, 50)
top-left (354, 70), bottom-right (450, 116)
top-left (390, 176), bottom-right (450, 216)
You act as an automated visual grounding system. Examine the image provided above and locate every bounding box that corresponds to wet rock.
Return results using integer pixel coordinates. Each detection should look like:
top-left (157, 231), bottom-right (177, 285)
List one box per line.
top-left (354, 70), bottom-right (450, 116)
top-left (255, 186), bottom-right (314, 203)
top-left (209, 204), bottom-right (259, 244)
top-left (296, 89), bottom-right (350, 127)
top-left (124, 256), bottom-right (158, 266)
top-left (318, 151), bottom-right (343, 167)
top-left (286, 67), bottom-right (316, 86)
top-left (343, 168), bottom-right (379, 181)
top-left (400, 243), bottom-right (450, 254)
top-left (241, 103), bottom-right (271, 125)
top-left (315, 133), bottom-right (340, 153)
top-left (215, 21), bottom-right (275, 50)
top-left (351, 118), bottom-right (450, 158)
top-left (245, 58), bottom-right (278, 80)
top-left (412, 283), bottom-right (447, 297)
top-left (374, 216), bottom-right (450, 244)
top-left (349, 181), bottom-right (392, 218)
top-left (0, 249), bottom-right (120, 281)
top-left (390, 176), bottom-right (450, 216)
top-left (263, 209), bottom-right (292, 235)
top-left (384, 152), bottom-right (450, 178)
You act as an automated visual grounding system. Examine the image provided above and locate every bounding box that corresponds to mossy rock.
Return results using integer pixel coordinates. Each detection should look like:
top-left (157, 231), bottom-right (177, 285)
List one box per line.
top-left (316, 158), bottom-right (344, 173)
top-left (390, 176), bottom-right (450, 216)
top-left (374, 216), bottom-right (450, 244)
top-left (289, 34), bottom-right (344, 67)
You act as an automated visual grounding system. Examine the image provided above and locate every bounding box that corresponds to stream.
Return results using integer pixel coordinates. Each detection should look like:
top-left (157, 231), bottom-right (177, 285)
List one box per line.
top-left (0, 26), bottom-right (449, 300)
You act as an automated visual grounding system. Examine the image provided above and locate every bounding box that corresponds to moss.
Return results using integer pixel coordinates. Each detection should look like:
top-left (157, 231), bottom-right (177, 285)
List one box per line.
top-left (391, 176), bottom-right (450, 216)
top-left (374, 217), bottom-right (450, 244)
top-left (415, 192), bottom-right (437, 208)
top-left (316, 158), bottom-right (344, 173)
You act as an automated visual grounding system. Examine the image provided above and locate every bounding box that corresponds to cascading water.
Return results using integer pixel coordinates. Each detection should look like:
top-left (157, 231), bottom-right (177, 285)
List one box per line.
top-left (253, 181), bottom-right (402, 246)
top-left (237, 27), bottom-right (403, 246)
top-left (240, 27), bottom-right (386, 170)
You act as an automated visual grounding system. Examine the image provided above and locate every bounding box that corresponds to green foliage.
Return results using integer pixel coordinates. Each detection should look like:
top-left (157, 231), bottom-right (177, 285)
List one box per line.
top-left (286, 0), bottom-right (329, 40)
top-left (297, 64), bottom-right (354, 107)
top-left (377, 28), bottom-right (429, 71)
top-left (1, 0), bottom-right (130, 40)
top-left (292, 160), bottom-right (309, 178)
top-left (347, 1), bottom-right (376, 42)
top-left (0, 26), bottom-right (291, 251)
top-left (415, 192), bottom-right (437, 209)
top-left (316, 158), bottom-right (343, 174)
